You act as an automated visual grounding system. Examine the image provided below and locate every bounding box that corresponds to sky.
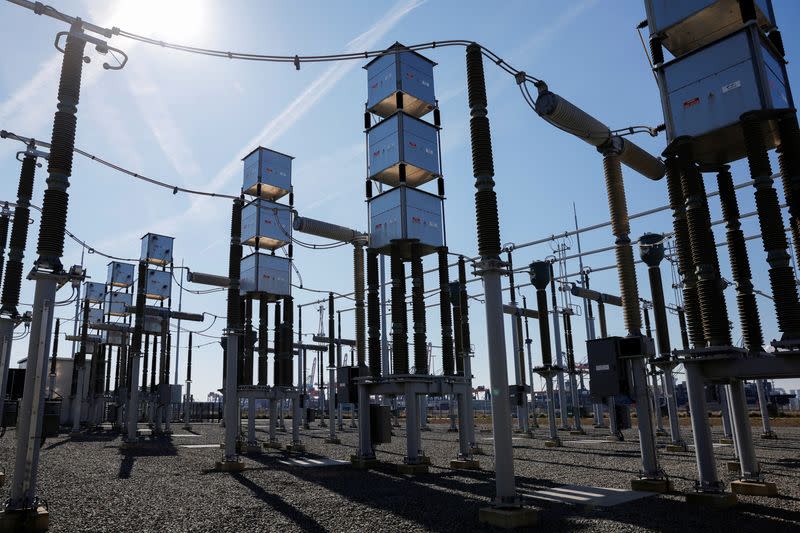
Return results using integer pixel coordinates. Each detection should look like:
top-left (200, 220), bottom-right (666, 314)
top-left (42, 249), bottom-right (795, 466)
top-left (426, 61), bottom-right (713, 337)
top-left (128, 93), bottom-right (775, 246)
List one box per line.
top-left (1, 0), bottom-right (800, 401)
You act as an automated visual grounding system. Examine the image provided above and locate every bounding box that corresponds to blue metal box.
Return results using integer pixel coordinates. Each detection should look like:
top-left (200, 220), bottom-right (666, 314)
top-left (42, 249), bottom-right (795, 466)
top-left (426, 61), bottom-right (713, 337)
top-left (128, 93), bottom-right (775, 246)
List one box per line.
top-left (240, 253), bottom-right (292, 298)
top-left (644, 0), bottom-right (775, 57)
top-left (84, 282), bottom-right (106, 304)
top-left (140, 233), bottom-right (174, 266)
top-left (87, 307), bottom-right (105, 328)
top-left (365, 43), bottom-right (436, 119)
top-left (242, 147), bottom-right (293, 201)
top-left (107, 261), bottom-right (135, 288)
top-left (656, 22), bottom-right (792, 165)
top-left (145, 269), bottom-right (172, 301)
top-left (105, 291), bottom-right (132, 317)
top-left (368, 112), bottom-right (440, 188)
top-left (241, 199), bottom-right (292, 250)
top-left (368, 186), bottom-right (443, 257)
top-left (143, 310), bottom-right (165, 334)
top-left (104, 331), bottom-right (124, 346)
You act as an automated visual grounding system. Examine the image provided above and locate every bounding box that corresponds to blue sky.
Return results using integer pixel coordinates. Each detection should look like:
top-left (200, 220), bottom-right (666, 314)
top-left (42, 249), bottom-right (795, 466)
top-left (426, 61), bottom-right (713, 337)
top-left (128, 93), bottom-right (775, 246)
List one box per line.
top-left (2, 0), bottom-right (799, 400)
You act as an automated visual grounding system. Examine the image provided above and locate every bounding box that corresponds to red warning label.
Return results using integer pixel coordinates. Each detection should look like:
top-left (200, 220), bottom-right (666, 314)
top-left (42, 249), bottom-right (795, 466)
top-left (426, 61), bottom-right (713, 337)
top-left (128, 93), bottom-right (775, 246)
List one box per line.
top-left (683, 97), bottom-right (700, 109)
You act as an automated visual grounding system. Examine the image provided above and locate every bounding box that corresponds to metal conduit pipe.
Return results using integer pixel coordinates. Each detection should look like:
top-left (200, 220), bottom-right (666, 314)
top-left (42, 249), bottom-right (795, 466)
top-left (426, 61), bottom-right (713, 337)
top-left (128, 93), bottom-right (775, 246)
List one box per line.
top-left (639, 233), bottom-right (685, 448)
top-left (367, 248), bottom-right (381, 377)
top-left (664, 155), bottom-right (705, 348)
top-left (534, 87), bottom-right (665, 180)
top-left (354, 243), bottom-right (366, 367)
top-left (601, 143), bottom-right (662, 481)
top-left (293, 215), bottom-right (367, 244)
top-left (410, 243), bottom-right (427, 374)
top-left (742, 114), bottom-right (800, 341)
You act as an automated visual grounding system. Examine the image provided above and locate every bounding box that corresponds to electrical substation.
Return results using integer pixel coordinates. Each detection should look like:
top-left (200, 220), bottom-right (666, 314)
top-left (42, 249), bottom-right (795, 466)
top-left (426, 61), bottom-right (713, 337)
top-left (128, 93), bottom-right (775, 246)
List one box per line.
top-left (1, 0), bottom-right (800, 531)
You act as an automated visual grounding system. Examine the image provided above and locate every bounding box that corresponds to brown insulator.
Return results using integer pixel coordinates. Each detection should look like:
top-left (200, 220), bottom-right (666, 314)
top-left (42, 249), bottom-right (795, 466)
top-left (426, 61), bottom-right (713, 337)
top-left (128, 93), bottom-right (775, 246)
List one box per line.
top-left (677, 307), bottom-right (689, 350)
top-left (602, 147), bottom-right (642, 335)
top-left (391, 244), bottom-right (408, 375)
top-left (676, 143), bottom-right (730, 346)
top-left (242, 296), bottom-right (254, 386)
top-left (742, 116), bottom-right (800, 339)
top-left (466, 43), bottom-right (501, 259)
top-left (366, 248), bottom-right (381, 377)
top-left (49, 318), bottom-right (60, 376)
top-left (0, 211), bottom-right (8, 288)
top-left (354, 243), bottom-right (366, 367)
top-left (438, 248), bottom-right (454, 376)
top-left (777, 114), bottom-right (800, 286)
top-left (410, 243), bottom-right (427, 374)
top-left (716, 166), bottom-right (764, 351)
top-left (150, 335), bottom-right (158, 391)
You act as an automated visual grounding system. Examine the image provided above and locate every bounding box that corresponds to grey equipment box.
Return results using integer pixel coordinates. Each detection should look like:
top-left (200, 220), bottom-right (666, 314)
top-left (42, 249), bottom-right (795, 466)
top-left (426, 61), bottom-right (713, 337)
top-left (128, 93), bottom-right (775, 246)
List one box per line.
top-left (241, 198), bottom-right (292, 250)
top-left (140, 233), bottom-right (174, 266)
top-left (508, 384), bottom-right (531, 407)
top-left (367, 112), bottom-right (440, 188)
top-left (107, 261), bottom-right (135, 287)
top-left (644, 0), bottom-right (775, 57)
top-left (368, 185), bottom-right (443, 258)
top-left (586, 336), bottom-right (655, 402)
top-left (145, 269), bottom-right (172, 301)
top-left (365, 42), bottom-right (436, 119)
top-left (240, 252), bottom-right (292, 299)
top-left (337, 365), bottom-right (361, 404)
top-left (369, 404), bottom-right (392, 445)
top-left (105, 291), bottom-right (132, 317)
top-left (655, 21), bottom-right (792, 165)
top-left (242, 146), bottom-right (293, 201)
top-left (84, 282), bottom-right (106, 304)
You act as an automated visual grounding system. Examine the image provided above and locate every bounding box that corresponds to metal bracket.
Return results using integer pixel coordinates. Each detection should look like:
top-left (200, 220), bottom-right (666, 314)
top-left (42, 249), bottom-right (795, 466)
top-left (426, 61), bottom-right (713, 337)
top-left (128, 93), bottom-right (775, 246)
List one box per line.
top-left (54, 28), bottom-right (128, 71)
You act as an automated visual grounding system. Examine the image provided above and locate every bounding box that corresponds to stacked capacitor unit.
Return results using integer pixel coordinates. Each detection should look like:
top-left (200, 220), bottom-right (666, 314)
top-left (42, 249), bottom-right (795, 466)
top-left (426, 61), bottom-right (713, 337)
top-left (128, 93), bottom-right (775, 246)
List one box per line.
top-left (364, 43), bottom-right (445, 378)
top-left (645, 0), bottom-right (790, 165)
top-left (104, 261), bottom-right (134, 346)
top-left (240, 147), bottom-right (294, 387)
top-left (365, 42), bottom-right (444, 259)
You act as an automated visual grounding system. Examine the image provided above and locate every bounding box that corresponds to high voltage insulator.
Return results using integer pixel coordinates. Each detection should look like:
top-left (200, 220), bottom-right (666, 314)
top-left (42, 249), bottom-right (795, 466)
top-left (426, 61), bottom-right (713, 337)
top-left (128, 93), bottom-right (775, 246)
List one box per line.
top-left (529, 261), bottom-right (553, 367)
top-left (366, 248), bottom-right (381, 377)
top-left (258, 296), bottom-right (268, 385)
top-left (353, 244), bottom-right (366, 367)
top-left (1, 153), bottom-right (36, 317)
top-left (438, 248), bottom-right (454, 376)
top-left (390, 244), bottom-right (408, 375)
top-left (777, 115), bottom-right (800, 266)
top-left (410, 243), bottom-right (427, 374)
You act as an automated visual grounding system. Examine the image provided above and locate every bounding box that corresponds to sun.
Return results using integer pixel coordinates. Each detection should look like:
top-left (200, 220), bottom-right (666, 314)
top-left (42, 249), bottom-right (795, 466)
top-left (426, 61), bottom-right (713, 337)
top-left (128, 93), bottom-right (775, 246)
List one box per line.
top-left (113, 0), bottom-right (207, 42)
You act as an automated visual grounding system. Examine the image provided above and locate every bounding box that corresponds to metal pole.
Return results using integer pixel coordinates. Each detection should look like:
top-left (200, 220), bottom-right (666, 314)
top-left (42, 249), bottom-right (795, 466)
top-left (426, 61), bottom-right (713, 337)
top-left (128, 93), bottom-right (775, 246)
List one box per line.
top-left (685, 362), bottom-right (723, 491)
top-left (405, 383), bottom-right (420, 464)
top-left (549, 261), bottom-right (569, 430)
top-left (728, 379), bottom-right (761, 480)
top-left (174, 259), bottom-right (183, 385)
top-left (756, 380), bottom-right (775, 438)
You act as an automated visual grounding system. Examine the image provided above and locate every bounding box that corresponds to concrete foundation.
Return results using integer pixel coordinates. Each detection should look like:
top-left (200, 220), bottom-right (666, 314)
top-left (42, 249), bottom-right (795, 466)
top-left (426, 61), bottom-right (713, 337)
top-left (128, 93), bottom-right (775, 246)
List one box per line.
top-left (605, 435), bottom-right (623, 442)
top-left (685, 491), bottom-right (737, 508)
top-left (665, 444), bottom-right (687, 452)
top-left (396, 463), bottom-right (429, 475)
top-left (730, 480), bottom-right (778, 497)
top-left (350, 456), bottom-right (379, 470)
top-left (478, 506), bottom-right (539, 529)
top-left (263, 441), bottom-right (283, 450)
top-left (214, 460), bottom-right (245, 472)
top-left (630, 478), bottom-right (672, 493)
top-left (285, 444), bottom-right (306, 453)
top-left (324, 438), bottom-right (341, 445)
top-left (760, 432), bottom-right (778, 440)
top-left (720, 438), bottom-right (734, 445)
top-left (727, 461), bottom-right (741, 472)
top-left (0, 506), bottom-right (49, 532)
top-left (450, 459), bottom-right (481, 470)
top-left (544, 439), bottom-right (562, 448)
top-left (243, 444), bottom-right (262, 454)
top-left (569, 430), bottom-right (586, 436)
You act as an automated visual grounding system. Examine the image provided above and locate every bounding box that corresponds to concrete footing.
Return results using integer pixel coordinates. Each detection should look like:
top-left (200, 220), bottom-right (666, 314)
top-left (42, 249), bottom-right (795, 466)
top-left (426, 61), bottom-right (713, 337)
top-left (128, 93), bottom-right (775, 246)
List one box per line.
top-left (450, 459), bottom-right (481, 470)
top-left (446, 428), bottom-right (459, 433)
top-left (69, 431), bottom-right (83, 439)
top-left (727, 461), bottom-right (741, 473)
top-left (419, 456), bottom-right (431, 465)
top-left (470, 445), bottom-right (484, 455)
top-left (544, 439), bottom-right (562, 448)
top-left (350, 455), bottom-right (379, 470)
top-left (324, 438), bottom-right (341, 445)
top-left (685, 491), bottom-right (737, 508)
top-left (569, 430), bottom-right (586, 436)
top-left (479, 429), bottom-right (492, 434)
top-left (730, 480), bottom-right (778, 497)
top-left (243, 444), bottom-right (262, 454)
top-left (665, 443), bottom-right (687, 452)
top-left (214, 460), bottom-right (245, 472)
top-left (285, 444), bottom-right (306, 453)
top-left (605, 435), bottom-right (623, 442)
top-left (630, 478), bottom-right (672, 493)
top-left (478, 506), bottom-right (539, 529)
top-left (396, 463), bottom-right (429, 475)
top-left (760, 432), bottom-right (778, 440)
top-left (656, 429), bottom-right (669, 437)
top-left (0, 506), bottom-right (49, 532)
top-left (263, 441), bottom-right (283, 450)
top-left (719, 438), bottom-right (734, 445)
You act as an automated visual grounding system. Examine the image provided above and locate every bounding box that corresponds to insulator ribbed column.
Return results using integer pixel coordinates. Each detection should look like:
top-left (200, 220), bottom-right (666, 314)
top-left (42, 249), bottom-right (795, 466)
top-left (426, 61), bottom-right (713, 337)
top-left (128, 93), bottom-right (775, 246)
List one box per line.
top-left (1, 154), bottom-right (36, 317)
top-left (187, 332), bottom-right (193, 382)
top-left (113, 346), bottom-right (121, 392)
top-left (777, 114), bottom-right (800, 266)
top-left (243, 296), bottom-right (253, 385)
top-left (410, 243), bottom-right (427, 374)
top-left (141, 334), bottom-right (150, 393)
top-left (438, 248), bottom-right (454, 376)
top-left (273, 300), bottom-right (281, 384)
top-left (601, 147), bottom-right (641, 335)
top-left (665, 156), bottom-right (705, 348)
top-left (639, 235), bottom-right (673, 358)
top-left (676, 143), bottom-right (731, 346)
top-left (564, 312), bottom-right (576, 374)
top-left (391, 244), bottom-right (408, 375)
top-left (328, 293), bottom-right (335, 368)
top-left (354, 243), bottom-right (366, 367)
top-left (716, 166), bottom-right (764, 351)
top-left (451, 284), bottom-right (464, 376)
top-left (50, 318), bottom-right (60, 377)
top-left (281, 296), bottom-right (294, 386)
top-left (366, 248), bottom-right (381, 377)
top-left (458, 257), bottom-right (471, 365)
top-left (258, 295), bottom-right (268, 385)
top-left (226, 198), bottom-right (243, 384)
top-left (0, 211), bottom-right (8, 287)
top-left (150, 335), bottom-right (158, 391)
top-left (742, 116), bottom-right (800, 340)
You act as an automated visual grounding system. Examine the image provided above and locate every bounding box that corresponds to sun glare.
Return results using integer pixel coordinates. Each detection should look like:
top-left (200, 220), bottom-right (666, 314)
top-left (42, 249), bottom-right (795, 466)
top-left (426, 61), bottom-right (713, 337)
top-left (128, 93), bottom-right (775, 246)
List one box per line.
top-left (114, 0), bottom-right (206, 41)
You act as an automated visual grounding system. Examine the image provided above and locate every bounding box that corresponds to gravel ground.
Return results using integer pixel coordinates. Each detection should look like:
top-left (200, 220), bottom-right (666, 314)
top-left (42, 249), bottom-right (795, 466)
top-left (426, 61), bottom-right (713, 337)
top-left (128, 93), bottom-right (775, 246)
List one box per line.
top-left (0, 417), bottom-right (798, 532)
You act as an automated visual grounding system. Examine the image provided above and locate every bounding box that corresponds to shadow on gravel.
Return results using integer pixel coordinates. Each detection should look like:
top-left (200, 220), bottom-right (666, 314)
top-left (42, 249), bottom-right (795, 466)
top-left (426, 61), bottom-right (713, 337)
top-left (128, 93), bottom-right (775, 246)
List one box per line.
top-left (514, 456), bottom-right (639, 476)
top-left (43, 437), bottom-right (71, 451)
top-left (117, 437), bottom-right (178, 479)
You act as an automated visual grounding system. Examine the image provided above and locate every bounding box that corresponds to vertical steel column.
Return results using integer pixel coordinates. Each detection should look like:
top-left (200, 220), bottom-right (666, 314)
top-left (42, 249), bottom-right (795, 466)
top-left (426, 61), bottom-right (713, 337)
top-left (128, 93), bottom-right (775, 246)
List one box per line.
top-left (522, 297), bottom-right (539, 428)
top-left (564, 311), bottom-right (582, 433)
top-left (222, 199), bottom-right (243, 464)
top-left (549, 261), bottom-right (569, 430)
top-left (71, 299), bottom-right (90, 434)
top-left (507, 252), bottom-right (528, 433)
top-left (755, 380), bottom-right (775, 438)
top-left (719, 388), bottom-right (733, 439)
top-left (685, 362), bottom-right (723, 491)
top-left (466, 43), bottom-right (517, 505)
top-left (357, 383), bottom-right (373, 459)
top-left (742, 115), bottom-right (800, 342)
top-left (327, 292), bottom-right (336, 441)
top-left (183, 332), bottom-right (192, 429)
top-left (405, 383), bottom-right (420, 463)
top-left (601, 142), bottom-right (660, 479)
top-left (48, 319), bottom-right (60, 399)
top-left (126, 262), bottom-right (147, 442)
